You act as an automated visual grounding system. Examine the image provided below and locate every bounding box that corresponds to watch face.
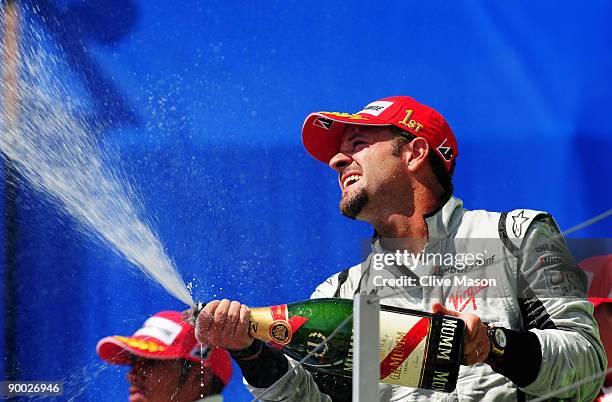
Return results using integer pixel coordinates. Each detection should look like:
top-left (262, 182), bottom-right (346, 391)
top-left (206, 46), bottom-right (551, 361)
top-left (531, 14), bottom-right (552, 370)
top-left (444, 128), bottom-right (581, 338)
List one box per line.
top-left (494, 328), bottom-right (507, 348)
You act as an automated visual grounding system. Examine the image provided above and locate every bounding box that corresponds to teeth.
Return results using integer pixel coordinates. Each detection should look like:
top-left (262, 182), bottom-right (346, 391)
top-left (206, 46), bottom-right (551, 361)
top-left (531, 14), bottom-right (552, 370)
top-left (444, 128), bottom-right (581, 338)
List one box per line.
top-left (343, 175), bottom-right (362, 189)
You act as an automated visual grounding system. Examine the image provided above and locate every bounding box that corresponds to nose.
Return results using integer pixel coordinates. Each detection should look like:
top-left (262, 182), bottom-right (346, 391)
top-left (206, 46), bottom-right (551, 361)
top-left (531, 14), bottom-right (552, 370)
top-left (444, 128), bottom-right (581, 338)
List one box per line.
top-left (329, 152), bottom-right (352, 172)
top-left (127, 366), bottom-right (137, 382)
top-left (127, 364), bottom-right (143, 383)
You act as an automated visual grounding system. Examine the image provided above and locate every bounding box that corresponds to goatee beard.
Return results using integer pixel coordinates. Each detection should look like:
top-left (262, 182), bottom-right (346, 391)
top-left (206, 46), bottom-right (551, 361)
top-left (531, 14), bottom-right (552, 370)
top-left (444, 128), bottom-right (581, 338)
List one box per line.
top-left (340, 187), bottom-right (368, 219)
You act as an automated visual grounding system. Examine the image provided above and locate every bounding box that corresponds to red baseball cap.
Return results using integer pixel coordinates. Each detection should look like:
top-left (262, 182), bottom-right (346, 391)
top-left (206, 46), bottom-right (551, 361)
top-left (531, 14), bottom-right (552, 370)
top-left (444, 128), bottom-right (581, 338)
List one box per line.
top-left (96, 311), bottom-right (232, 385)
top-left (302, 96), bottom-right (458, 172)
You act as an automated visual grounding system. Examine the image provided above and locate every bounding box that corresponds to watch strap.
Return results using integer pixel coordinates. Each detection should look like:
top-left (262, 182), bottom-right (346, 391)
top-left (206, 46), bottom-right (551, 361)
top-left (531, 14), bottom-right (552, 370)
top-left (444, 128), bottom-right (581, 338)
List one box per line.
top-left (485, 327), bottom-right (542, 387)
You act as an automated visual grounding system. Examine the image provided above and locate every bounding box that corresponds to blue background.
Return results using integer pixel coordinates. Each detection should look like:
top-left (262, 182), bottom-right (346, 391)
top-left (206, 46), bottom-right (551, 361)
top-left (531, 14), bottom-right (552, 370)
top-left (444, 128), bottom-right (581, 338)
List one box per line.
top-left (1, 1), bottom-right (611, 400)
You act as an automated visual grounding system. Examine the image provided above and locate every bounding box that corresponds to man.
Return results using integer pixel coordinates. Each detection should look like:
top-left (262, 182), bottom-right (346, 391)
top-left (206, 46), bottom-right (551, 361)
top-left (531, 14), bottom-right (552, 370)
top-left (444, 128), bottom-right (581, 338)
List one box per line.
top-left (194, 96), bottom-right (606, 401)
top-left (97, 310), bottom-right (232, 402)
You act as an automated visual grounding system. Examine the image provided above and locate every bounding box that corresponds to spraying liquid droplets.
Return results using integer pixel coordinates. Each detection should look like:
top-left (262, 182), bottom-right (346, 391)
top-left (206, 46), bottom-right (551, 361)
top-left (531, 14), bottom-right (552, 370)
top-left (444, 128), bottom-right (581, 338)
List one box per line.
top-left (0, 4), bottom-right (193, 306)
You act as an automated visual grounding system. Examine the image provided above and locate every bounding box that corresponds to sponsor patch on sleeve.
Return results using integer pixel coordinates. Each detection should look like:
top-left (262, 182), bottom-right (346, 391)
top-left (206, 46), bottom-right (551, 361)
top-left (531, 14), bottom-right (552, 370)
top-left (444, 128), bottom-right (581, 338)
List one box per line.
top-left (543, 270), bottom-right (579, 295)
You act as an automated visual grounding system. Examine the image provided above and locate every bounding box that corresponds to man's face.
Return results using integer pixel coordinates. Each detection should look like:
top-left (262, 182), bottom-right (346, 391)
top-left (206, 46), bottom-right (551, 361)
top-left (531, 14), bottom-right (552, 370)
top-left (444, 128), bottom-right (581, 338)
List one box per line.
top-left (329, 125), bottom-right (409, 220)
top-left (127, 357), bottom-right (206, 402)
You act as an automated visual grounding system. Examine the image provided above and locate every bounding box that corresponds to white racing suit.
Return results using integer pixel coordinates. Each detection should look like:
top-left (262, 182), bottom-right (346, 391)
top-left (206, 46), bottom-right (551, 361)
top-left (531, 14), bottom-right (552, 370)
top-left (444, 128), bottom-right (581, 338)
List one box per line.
top-left (245, 196), bottom-right (606, 401)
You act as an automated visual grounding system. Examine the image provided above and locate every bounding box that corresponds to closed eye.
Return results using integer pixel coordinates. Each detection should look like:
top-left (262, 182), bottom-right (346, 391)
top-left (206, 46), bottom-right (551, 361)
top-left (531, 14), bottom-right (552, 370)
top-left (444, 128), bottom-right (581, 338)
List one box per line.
top-left (339, 135), bottom-right (369, 154)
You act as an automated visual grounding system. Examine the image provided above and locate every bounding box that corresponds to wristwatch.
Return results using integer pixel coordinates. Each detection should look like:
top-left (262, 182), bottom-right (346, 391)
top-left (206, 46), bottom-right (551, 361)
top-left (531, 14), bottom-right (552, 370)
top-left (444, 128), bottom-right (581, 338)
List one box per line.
top-left (486, 324), bottom-right (508, 364)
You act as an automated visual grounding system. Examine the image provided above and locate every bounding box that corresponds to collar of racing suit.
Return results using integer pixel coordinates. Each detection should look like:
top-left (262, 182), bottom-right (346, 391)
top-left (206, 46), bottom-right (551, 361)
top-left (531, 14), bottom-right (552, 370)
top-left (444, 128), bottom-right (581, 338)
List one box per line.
top-left (367, 196), bottom-right (466, 281)
top-left (370, 195), bottom-right (465, 243)
top-left (423, 195), bottom-right (465, 240)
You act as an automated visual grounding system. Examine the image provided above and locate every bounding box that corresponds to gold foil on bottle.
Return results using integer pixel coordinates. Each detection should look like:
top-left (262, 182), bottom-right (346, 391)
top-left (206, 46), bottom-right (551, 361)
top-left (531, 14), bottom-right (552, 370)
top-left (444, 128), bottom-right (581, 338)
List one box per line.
top-left (248, 306), bottom-right (292, 345)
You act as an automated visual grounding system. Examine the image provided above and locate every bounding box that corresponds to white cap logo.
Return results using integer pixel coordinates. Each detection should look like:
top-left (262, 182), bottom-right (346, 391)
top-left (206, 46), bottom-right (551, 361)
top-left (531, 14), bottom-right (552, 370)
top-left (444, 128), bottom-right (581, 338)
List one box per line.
top-left (134, 316), bottom-right (183, 345)
top-left (358, 101), bottom-right (393, 117)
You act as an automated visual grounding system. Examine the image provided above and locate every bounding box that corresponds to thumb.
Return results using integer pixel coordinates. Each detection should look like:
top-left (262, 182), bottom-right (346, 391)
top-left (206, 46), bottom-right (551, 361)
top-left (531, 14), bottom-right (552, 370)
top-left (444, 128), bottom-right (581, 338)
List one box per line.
top-left (432, 302), bottom-right (459, 317)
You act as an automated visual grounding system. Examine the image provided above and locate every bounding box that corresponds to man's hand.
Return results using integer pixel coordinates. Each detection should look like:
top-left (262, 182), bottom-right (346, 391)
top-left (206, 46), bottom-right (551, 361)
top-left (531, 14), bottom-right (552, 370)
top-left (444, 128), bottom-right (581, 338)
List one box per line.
top-left (186, 299), bottom-right (254, 351)
top-left (432, 303), bottom-right (490, 365)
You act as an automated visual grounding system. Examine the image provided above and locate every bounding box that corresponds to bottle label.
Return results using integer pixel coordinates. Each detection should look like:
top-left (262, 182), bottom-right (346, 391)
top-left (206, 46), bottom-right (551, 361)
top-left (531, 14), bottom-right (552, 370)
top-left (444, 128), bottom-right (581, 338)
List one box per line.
top-left (249, 305), bottom-right (292, 346)
top-left (420, 316), bottom-right (464, 393)
top-left (269, 320), bottom-right (292, 345)
top-left (379, 312), bottom-right (430, 387)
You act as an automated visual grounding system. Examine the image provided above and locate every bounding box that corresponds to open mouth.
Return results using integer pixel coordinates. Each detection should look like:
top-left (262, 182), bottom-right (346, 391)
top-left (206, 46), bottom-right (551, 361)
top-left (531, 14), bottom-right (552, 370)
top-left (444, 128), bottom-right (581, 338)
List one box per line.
top-left (129, 385), bottom-right (145, 402)
top-left (129, 392), bottom-right (144, 402)
top-left (342, 174), bottom-right (362, 189)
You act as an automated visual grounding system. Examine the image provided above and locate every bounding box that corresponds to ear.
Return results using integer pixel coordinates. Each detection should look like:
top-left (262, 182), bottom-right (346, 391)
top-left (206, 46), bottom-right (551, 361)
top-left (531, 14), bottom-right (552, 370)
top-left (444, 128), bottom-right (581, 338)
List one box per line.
top-left (406, 137), bottom-right (430, 173)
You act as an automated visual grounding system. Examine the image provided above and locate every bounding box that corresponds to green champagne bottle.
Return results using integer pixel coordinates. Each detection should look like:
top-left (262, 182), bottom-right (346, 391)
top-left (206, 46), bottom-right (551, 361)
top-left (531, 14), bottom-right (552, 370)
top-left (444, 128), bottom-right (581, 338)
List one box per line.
top-left (196, 298), bottom-right (464, 393)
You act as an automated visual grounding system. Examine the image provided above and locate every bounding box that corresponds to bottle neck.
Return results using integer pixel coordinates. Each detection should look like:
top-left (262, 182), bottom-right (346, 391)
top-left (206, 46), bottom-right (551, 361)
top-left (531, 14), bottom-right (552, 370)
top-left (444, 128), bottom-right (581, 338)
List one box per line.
top-left (248, 305), bottom-right (293, 346)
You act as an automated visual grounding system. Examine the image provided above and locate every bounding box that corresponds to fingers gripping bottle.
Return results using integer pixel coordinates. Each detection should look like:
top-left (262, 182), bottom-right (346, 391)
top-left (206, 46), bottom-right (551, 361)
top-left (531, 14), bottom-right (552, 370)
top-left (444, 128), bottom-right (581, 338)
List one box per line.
top-left (194, 298), bottom-right (464, 392)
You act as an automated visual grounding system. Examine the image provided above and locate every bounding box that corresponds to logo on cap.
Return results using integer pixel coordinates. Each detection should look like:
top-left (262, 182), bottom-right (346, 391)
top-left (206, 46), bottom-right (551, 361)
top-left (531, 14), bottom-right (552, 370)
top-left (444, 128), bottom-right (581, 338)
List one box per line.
top-left (436, 138), bottom-right (454, 162)
top-left (357, 100), bottom-right (393, 117)
top-left (313, 117), bottom-right (334, 130)
top-left (133, 316), bottom-right (182, 345)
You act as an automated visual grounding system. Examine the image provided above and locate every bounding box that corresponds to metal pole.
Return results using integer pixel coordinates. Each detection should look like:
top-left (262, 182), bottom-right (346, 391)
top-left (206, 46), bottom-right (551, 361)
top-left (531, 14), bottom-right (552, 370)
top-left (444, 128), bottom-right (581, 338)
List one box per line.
top-left (352, 293), bottom-right (380, 402)
top-left (1, 0), bottom-right (21, 384)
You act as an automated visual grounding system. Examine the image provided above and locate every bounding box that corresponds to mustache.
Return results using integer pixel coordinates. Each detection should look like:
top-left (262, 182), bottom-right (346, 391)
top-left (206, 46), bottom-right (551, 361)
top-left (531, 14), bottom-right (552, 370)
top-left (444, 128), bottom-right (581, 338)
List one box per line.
top-left (339, 163), bottom-right (363, 178)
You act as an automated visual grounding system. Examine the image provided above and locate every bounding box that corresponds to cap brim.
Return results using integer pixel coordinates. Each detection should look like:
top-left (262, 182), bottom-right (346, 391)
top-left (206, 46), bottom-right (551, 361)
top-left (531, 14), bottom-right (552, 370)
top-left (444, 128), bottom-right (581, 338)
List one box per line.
top-left (96, 336), bottom-right (184, 365)
top-left (96, 336), bottom-right (233, 385)
top-left (302, 112), bottom-right (390, 164)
